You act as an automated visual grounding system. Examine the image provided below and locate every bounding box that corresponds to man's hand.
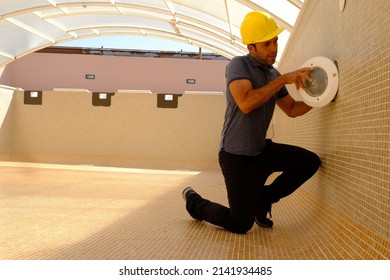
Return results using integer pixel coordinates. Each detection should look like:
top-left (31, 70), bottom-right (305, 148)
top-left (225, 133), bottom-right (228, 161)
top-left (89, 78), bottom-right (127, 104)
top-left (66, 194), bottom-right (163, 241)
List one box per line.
top-left (282, 67), bottom-right (313, 91)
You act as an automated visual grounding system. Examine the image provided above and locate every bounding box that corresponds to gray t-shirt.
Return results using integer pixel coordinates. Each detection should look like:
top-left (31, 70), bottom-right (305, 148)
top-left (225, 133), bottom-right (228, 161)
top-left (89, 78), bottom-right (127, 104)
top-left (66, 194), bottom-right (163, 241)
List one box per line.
top-left (219, 54), bottom-right (288, 156)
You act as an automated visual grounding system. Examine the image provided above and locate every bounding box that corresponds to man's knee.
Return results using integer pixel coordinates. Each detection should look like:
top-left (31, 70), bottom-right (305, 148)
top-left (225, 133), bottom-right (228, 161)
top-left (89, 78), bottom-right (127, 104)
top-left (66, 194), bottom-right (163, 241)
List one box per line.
top-left (308, 152), bottom-right (321, 172)
top-left (228, 219), bottom-right (254, 234)
top-left (300, 150), bottom-right (321, 174)
top-left (307, 149), bottom-right (320, 163)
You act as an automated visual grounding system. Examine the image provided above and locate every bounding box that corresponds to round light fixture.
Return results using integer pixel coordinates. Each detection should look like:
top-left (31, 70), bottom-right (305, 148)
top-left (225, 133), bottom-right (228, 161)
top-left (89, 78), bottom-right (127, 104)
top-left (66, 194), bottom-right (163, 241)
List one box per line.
top-left (299, 56), bottom-right (339, 108)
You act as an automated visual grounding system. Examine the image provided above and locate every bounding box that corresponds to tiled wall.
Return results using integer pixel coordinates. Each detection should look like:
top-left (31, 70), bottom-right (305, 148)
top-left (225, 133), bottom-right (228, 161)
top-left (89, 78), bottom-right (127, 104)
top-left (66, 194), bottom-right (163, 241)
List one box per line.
top-left (275, 0), bottom-right (389, 240)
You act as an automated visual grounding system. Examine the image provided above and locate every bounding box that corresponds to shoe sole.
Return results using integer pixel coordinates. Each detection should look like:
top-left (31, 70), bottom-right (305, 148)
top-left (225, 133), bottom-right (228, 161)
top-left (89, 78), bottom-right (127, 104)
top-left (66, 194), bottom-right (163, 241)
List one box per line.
top-left (182, 186), bottom-right (194, 201)
top-left (255, 218), bottom-right (273, 228)
top-left (182, 187), bottom-right (203, 221)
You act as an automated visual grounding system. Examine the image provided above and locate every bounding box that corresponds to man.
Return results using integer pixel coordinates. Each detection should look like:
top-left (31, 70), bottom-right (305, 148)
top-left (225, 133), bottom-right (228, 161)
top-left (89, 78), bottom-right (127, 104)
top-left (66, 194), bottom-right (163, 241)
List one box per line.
top-left (182, 11), bottom-right (321, 234)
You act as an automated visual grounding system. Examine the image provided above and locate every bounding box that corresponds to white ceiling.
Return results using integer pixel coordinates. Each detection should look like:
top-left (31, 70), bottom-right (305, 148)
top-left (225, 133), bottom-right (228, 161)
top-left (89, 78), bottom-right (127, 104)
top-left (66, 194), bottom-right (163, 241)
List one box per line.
top-left (0, 0), bottom-right (304, 68)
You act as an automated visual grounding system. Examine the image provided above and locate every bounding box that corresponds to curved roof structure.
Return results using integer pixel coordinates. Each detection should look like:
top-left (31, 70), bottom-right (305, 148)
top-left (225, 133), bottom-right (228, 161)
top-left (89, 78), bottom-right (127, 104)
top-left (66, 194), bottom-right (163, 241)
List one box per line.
top-left (0, 0), bottom-right (304, 68)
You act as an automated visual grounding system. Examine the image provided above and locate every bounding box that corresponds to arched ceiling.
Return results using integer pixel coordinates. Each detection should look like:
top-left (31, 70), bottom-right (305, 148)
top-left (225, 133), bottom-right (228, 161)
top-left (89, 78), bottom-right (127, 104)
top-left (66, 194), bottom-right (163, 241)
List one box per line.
top-left (0, 0), bottom-right (304, 68)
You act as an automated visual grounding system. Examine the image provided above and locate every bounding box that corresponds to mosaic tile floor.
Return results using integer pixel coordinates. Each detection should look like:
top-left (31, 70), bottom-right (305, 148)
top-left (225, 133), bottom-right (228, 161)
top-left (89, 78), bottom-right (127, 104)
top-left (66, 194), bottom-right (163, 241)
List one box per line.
top-left (0, 161), bottom-right (389, 260)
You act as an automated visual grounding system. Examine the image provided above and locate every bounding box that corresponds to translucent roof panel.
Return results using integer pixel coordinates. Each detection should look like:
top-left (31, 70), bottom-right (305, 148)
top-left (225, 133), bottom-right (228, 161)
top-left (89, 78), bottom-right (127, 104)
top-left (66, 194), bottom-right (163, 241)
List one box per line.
top-left (0, 0), bottom-right (305, 68)
top-left (251, 0), bottom-right (301, 26)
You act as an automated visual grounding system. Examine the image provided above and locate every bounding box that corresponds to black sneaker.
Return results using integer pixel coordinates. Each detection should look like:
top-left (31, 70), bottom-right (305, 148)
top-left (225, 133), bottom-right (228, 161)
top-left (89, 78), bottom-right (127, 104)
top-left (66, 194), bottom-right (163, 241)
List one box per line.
top-left (255, 204), bottom-right (273, 228)
top-left (255, 216), bottom-right (273, 228)
top-left (182, 186), bottom-right (203, 221)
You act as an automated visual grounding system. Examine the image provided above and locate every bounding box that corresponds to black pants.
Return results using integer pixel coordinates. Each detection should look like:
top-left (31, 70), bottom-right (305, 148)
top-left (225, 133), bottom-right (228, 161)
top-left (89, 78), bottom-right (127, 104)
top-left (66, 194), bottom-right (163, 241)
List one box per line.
top-left (186, 140), bottom-right (321, 234)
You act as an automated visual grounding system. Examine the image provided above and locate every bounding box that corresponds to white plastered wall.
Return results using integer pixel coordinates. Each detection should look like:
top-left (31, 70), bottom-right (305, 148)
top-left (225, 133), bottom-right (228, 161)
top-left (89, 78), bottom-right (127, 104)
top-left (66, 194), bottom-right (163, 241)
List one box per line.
top-left (0, 53), bottom-right (228, 169)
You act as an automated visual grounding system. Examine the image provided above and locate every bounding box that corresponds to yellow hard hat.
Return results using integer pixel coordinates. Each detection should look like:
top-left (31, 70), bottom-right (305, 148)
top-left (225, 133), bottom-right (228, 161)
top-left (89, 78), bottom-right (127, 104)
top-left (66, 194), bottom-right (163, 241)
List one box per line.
top-left (240, 11), bottom-right (285, 44)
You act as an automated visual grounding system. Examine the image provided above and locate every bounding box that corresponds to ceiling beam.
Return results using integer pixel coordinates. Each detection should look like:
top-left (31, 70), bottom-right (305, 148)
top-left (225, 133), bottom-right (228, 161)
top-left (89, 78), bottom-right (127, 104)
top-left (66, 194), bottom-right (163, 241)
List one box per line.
top-left (6, 17), bottom-right (56, 43)
top-left (224, 0), bottom-right (234, 43)
top-left (287, 0), bottom-right (304, 9)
